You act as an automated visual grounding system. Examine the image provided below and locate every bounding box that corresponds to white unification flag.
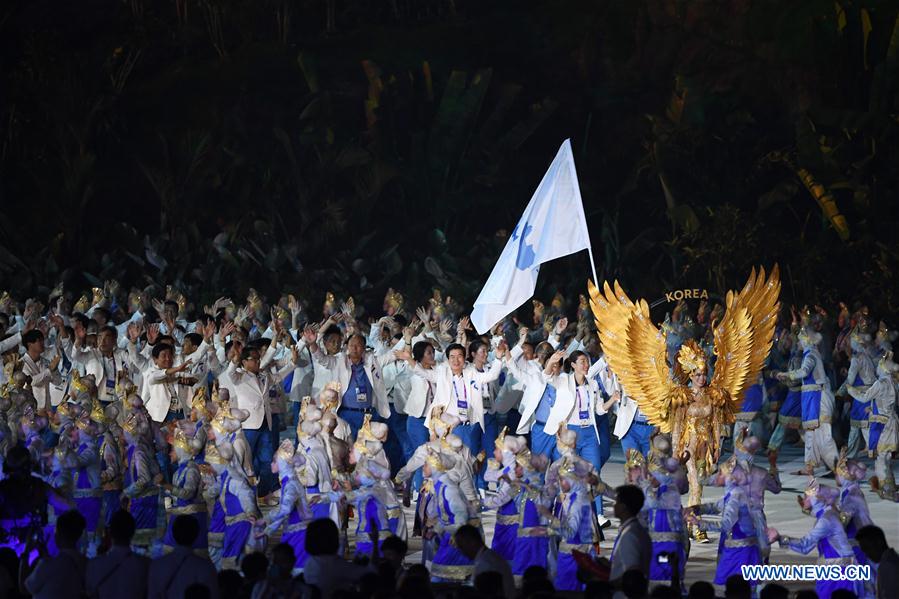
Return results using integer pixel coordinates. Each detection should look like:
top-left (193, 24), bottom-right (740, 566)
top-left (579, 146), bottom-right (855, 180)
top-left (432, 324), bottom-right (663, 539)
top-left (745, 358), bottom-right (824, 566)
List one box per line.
top-left (471, 139), bottom-right (592, 334)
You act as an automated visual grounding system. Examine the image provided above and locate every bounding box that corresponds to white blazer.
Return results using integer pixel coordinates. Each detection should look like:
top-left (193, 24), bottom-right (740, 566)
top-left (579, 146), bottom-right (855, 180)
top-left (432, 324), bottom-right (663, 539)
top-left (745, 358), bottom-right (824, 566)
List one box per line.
top-left (312, 349), bottom-right (391, 418)
top-left (70, 345), bottom-right (136, 402)
top-left (504, 350), bottom-right (548, 434)
top-left (404, 372), bottom-right (435, 419)
top-left (543, 371), bottom-right (607, 441)
top-left (224, 346), bottom-right (295, 430)
top-left (417, 359), bottom-right (503, 431)
top-left (140, 364), bottom-right (185, 423)
top-left (22, 353), bottom-right (61, 411)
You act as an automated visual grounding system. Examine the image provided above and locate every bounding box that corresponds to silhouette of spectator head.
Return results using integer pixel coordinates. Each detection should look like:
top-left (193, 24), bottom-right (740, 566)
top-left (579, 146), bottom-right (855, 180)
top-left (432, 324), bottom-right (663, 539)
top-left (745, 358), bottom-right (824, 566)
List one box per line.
top-left (109, 510), bottom-right (136, 546)
top-left (453, 524), bottom-right (485, 560)
top-left (306, 518), bottom-right (340, 556)
top-left (172, 514), bottom-right (200, 547)
top-left (55, 510), bottom-right (87, 550)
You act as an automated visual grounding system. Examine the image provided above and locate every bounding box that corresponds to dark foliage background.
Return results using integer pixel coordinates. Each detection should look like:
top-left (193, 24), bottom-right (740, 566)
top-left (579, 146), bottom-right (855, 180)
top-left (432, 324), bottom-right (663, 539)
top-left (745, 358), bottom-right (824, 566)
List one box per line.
top-left (1, 0), bottom-right (898, 316)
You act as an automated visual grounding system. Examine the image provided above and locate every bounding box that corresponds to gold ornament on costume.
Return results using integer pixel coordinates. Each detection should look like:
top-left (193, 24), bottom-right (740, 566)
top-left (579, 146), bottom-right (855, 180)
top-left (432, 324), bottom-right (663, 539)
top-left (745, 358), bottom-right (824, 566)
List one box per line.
top-left (386, 289), bottom-right (404, 312)
top-left (558, 456), bottom-right (578, 477)
top-left (804, 476), bottom-right (820, 498)
top-left (191, 387), bottom-right (209, 420)
top-left (205, 442), bottom-right (227, 465)
top-left (210, 400), bottom-right (232, 434)
top-left (514, 449), bottom-right (533, 469)
top-left (73, 295), bottom-right (89, 314)
top-left (323, 292), bottom-right (336, 314)
top-left (425, 447), bottom-right (449, 472)
top-left (48, 282), bottom-right (64, 300)
top-left (494, 426), bottom-right (508, 451)
top-left (70, 371), bottom-right (90, 395)
top-left (834, 447), bottom-right (852, 481)
top-left (247, 288), bottom-right (262, 313)
top-left (275, 438), bottom-right (295, 462)
top-left (430, 294), bottom-right (445, 320)
top-left (676, 340), bottom-right (707, 375)
top-left (122, 413), bottom-right (140, 435)
top-left (625, 448), bottom-right (646, 470)
top-left (589, 265), bottom-right (780, 506)
top-left (128, 290), bottom-right (143, 311)
top-left (172, 427), bottom-right (194, 454)
top-left (551, 293), bottom-right (564, 310)
top-left (89, 400), bottom-right (107, 424)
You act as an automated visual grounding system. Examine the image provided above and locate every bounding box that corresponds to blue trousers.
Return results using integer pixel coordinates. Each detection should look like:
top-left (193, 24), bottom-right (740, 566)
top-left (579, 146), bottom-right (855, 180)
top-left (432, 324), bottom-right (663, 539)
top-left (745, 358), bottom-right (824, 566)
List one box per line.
top-left (270, 413), bottom-right (281, 453)
top-left (406, 416), bottom-right (430, 491)
top-left (244, 423), bottom-right (276, 497)
top-left (530, 421), bottom-right (557, 458)
top-left (337, 408), bottom-right (369, 440)
top-left (289, 401), bottom-right (301, 430)
top-left (596, 413), bottom-right (611, 469)
top-left (455, 422), bottom-right (483, 458)
top-left (479, 413), bottom-right (500, 489)
top-left (384, 410), bottom-right (407, 477)
top-left (621, 421), bottom-right (655, 458)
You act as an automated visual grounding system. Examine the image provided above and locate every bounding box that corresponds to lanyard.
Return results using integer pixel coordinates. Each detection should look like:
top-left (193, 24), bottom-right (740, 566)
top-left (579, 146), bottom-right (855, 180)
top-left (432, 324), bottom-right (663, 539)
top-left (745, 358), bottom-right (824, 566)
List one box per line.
top-left (102, 353), bottom-right (119, 381)
top-left (452, 378), bottom-right (467, 403)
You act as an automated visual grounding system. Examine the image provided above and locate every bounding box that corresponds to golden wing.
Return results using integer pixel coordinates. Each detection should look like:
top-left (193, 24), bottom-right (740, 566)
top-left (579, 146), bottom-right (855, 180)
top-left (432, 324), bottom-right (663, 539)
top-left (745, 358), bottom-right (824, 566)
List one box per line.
top-left (709, 265), bottom-right (781, 411)
top-left (588, 279), bottom-right (678, 432)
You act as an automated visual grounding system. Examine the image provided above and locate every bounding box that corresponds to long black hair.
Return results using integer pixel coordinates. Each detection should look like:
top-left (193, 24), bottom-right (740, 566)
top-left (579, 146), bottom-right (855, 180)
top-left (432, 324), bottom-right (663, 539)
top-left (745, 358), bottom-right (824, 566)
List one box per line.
top-left (564, 350), bottom-right (588, 373)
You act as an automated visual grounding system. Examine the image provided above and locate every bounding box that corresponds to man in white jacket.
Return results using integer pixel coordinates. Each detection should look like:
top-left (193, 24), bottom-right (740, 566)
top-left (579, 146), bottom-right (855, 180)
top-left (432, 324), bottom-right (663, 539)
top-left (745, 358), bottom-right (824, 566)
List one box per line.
top-left (223, 329), bottom-right (296, 501)
top-left (302, 328), bottom-right (393, 439)
top-left (410, 341), bottom-right (510, 473)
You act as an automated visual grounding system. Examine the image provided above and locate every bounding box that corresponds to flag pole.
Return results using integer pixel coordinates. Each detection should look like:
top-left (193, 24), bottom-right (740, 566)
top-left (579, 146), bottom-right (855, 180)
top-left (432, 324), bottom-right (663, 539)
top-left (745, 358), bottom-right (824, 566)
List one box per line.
top-left (567, 138), bottom-right (600, 285)
top-left (586, 247), bottom-right (599, 286)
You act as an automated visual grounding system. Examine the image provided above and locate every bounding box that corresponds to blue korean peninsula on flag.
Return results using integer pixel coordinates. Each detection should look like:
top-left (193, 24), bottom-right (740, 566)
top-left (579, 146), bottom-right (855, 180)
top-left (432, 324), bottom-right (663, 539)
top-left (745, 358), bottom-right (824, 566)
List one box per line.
top-left (471, 139), bottom-right (592, 334)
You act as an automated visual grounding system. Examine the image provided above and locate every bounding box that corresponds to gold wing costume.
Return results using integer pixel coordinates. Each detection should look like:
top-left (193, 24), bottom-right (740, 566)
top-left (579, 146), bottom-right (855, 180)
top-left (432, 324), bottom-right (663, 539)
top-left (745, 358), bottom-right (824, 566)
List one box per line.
top-left (587, 265), bottom-right (780, 509)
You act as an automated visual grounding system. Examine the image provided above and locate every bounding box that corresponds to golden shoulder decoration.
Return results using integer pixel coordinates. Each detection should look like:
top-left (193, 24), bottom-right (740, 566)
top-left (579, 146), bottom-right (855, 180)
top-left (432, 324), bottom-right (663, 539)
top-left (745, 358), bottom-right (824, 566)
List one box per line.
top-left (70, 371), bottom-right (90, 395)
top-left (73, 295), bottom-right (90, 314)
top-left (172, 427), bottom-right (194, 454)
top-left (494, 426), bottom-right (508, 451)
top-left (191, 387), bottom-right (209, 420)
top-left (323, 291), bottom-right (336, 312)
top-left (88, 400), bottom-right (107, 425)
top-left (275, 438), bottom-right (296, 462)
top-left (245, 288), bottom-right (262, 314)
top-left (551, 293), bottom-right (564, 310)
top-left (386, 288), bottom-right (404, 311)
top-left (834, 446), bottom-right (852, 481)
top-left (588, 265), bottom-right (780, 434)
top-left (625, 448), bottom-right (646, 470)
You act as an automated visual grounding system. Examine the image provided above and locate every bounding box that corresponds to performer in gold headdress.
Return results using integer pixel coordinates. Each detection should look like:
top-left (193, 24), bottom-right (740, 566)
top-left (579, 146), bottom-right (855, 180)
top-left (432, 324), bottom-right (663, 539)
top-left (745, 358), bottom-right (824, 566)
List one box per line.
top-left (588, 266), bottom-right (780, 536)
